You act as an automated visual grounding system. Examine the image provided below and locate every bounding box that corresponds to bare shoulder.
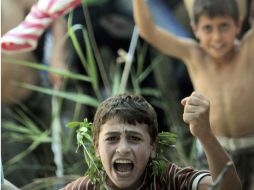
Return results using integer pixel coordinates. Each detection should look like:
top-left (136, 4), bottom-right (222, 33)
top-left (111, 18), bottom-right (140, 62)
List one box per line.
top-left (180, 39), bottom-right (206, 71)
top-left (240, 26), bottom-right (254, 48)
top-left (182, 38), bottom-right (203, 60)
top-left (239, 26), bottom-right (254, 65)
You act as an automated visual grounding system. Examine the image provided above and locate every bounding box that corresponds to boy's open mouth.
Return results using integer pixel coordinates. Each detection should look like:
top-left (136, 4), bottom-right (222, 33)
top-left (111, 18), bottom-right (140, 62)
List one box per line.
top-left (113, 159), bottom-right (134, 172)
top-left (211, 43), bottom-right (225, 51)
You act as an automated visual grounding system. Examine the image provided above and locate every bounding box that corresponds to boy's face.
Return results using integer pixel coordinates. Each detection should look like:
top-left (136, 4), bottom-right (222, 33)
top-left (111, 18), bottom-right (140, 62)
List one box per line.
top-left (192, 15), bottom-right (241, 60)
top-left (95, 117), bottom-right (156, 189)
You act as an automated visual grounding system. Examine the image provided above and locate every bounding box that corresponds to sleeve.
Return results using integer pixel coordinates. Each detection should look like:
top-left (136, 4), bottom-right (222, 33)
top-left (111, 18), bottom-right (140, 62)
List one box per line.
top-left (191, 172), bottom-right (210, 190)
top-left (166, 163), bottom-right (210, 190)
top-left (60, 176), bottom-right (93, 190)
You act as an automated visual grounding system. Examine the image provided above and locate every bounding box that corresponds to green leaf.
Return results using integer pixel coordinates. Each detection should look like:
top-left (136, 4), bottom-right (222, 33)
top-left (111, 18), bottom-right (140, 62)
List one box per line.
top-left (137, 55), bottom-right (162, 83)
top-left (83, 29), bottom-right (99, 94)
top-left (2, 122), bottom-right (35, 135)
top-left (111, 64), bottom-right (121, 95)
top-left (5, 59), bottom-right (91, 82)
top-left (82, 0), bottom-right (110, 6)
top-left (68, 14), bottom-right (88, 71)
top-left (136, 42), bottom-right (148, 76)
top-left (67, 122), bottom-right (82, 128)
top-left (16, 83), bottom-right (100, 107)
top-left (140, 88), bottom-right (161, 98)
top-left (6, 140), bottom-right (41, 166)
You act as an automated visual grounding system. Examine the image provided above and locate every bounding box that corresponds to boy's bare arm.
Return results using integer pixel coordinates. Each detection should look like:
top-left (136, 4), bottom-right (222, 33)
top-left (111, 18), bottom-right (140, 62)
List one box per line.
top-left (181, 92), bottom-right (241, 190)
top-left (50, 17), bottom-right (68, 90)
top-left (133, 0), bottom-right (197, 63)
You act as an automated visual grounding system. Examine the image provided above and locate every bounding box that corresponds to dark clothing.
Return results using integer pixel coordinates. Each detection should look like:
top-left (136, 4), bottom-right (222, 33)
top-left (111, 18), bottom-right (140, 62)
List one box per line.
top-left (196, 139), bottom-right (254, 190)
top-left (232, 147), bottom-right (254, 190)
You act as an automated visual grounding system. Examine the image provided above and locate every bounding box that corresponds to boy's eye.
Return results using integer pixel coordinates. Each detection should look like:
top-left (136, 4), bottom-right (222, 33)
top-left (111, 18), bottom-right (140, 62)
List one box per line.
top-left (219, 23), bottom-right (229, 32)
top-left (203, 25), bottom-right (212, 33)
top-left (128, 136), bottom-right (142, 142)
top-left (106, 136), bottom-right (119, 142)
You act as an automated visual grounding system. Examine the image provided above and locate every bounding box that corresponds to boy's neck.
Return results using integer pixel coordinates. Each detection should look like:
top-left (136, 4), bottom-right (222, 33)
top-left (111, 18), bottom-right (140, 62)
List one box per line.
top-left (103, 170), bottom-right (147, 190)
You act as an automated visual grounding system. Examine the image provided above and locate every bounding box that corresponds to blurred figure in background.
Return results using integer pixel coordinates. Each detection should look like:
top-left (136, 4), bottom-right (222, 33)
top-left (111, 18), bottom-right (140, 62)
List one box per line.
top-left (1, 0), bottom-right (67, 186)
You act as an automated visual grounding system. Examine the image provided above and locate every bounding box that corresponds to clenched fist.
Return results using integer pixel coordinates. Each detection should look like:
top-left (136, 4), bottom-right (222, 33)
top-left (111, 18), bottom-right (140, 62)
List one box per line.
top-left (181, 92), bottom-right (212, 139)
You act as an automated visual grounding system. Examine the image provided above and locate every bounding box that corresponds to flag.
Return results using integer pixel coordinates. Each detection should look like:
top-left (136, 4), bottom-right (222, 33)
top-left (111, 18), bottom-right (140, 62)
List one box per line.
top-left (1, 0), bottom-right (81, 53)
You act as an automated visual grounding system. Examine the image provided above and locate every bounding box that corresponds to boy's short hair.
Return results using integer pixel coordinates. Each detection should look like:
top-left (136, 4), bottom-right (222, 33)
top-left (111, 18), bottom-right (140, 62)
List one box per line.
top-left (93, 94), bottom-right (158, 145)
top-left (193, 0), bottom-right (239, 24)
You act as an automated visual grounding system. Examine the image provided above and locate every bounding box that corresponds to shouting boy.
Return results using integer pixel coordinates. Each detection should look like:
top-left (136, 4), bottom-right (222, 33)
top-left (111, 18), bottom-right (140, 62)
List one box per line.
top-left (61, 93), bottom-right (241, 190)
top-left (133, 0), bottom-right (254, 189)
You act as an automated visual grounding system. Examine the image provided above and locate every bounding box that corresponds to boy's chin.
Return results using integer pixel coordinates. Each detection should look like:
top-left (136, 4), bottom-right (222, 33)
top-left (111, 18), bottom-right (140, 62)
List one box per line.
top-left (106, 170), bottom-right (145, 190)
top-left (211, 54), bottom-right (225, 61)
top-left (207, 49), bottom-right (231, 62)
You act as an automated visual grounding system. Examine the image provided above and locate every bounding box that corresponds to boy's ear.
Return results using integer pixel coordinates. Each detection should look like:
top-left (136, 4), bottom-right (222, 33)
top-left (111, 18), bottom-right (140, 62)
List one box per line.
top-left (93, 138), bottom-right (100, 157)
top-left (95, 150), bottom-right (100, 158)
top-left (150, 142), bottom-right (157, 159)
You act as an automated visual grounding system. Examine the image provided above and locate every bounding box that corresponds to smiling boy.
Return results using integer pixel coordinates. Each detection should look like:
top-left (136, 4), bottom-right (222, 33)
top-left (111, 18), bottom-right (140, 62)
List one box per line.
top-left (61, 93), bottom-right (241, 190)
top-left (133, 0), bottom-right (254, 189)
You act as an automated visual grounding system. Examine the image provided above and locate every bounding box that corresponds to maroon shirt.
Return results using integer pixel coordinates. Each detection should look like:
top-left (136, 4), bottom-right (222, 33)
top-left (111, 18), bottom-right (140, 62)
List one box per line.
top-left (60, 163), bottom-right (210, 190)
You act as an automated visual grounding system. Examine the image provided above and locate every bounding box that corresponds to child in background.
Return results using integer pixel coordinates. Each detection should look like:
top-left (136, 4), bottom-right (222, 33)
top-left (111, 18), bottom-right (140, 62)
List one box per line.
top-left (133, 0), bottom-right (254, 189)
top-left (61, 93), bottom-right (241, 190)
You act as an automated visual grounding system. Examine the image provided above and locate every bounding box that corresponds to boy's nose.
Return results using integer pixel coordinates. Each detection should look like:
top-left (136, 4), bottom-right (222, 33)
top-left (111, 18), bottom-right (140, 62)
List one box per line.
top-left (116, 139), bottom-right (131, 154)
top-left (212, 30), bottom-right (222, 41)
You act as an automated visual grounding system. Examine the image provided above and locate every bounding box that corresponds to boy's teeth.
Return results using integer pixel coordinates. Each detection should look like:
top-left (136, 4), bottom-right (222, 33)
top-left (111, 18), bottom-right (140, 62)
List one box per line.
top-left (114, 160), bottom-right (134, 172)
top-left (115, 159), bottom-right (132, 164)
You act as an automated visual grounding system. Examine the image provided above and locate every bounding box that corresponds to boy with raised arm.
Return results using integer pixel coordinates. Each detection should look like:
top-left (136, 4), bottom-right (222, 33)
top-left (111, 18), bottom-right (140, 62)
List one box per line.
top-left (133, 0), bottom-right (254, 189)
top-left (61, 93), bottom-right (241, 190)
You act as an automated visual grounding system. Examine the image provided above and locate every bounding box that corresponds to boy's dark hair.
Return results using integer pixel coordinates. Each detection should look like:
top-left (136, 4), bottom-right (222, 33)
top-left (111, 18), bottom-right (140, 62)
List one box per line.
top-left (93, 94), bottom-right (158, 145)
top-left (193, 0), bottom-right (239, 24)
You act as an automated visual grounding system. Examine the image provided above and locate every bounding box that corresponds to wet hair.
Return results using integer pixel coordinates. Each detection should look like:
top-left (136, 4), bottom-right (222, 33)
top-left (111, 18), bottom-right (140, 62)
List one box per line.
top-left (193, 0), bottom-right (239, 24)
top-left (93, 94), bottom-right (158, 145)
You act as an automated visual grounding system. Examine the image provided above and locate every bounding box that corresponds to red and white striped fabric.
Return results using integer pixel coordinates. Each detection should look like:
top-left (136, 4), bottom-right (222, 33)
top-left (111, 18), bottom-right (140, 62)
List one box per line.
top-left (1, 0), bottom-right (81, 53)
